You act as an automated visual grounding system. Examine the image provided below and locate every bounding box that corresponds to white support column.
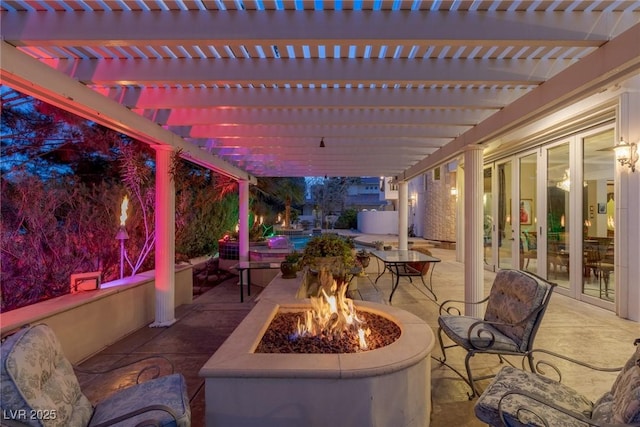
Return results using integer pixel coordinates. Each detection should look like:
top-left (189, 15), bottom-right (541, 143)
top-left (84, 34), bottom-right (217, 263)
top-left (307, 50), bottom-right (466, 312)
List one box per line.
top-left (616, 92), bottom-right (640, 321)
top-left (398, 181), bottom-right (409, 250)
top-left (455, 160), bottom-right (465, 263)
top-left (238, 180), bottom-right (250, 283)
top-left (463, 145), bottom-right (485, 318)
top-left (151, 146), bottom-right (176, 327)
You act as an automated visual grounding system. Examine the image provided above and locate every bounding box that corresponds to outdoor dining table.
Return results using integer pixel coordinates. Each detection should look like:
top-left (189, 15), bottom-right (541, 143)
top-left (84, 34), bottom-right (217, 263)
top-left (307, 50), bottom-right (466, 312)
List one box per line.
top-left (231, 261), bottom-right (281, 302)
top-left (370, 249), bottom-right (441, 303)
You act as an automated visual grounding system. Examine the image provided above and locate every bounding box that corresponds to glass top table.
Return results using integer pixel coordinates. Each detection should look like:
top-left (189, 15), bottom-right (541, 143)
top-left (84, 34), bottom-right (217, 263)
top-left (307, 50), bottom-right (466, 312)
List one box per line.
top-left (370, 250), bottom-right (441, 303)
top-left (232, 262), bottom-right (282, 302)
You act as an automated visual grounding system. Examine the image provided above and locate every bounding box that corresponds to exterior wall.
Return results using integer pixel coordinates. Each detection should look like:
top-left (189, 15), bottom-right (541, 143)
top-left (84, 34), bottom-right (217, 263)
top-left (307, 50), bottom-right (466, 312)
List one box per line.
top-left (1, 266), bottom-right (193, 363)
top-left (617, 91), bottom-right (640, 321)
top-left (357, 210), bottom-right (399, 234)
top-left (423, 166), bottom-right (457, 242)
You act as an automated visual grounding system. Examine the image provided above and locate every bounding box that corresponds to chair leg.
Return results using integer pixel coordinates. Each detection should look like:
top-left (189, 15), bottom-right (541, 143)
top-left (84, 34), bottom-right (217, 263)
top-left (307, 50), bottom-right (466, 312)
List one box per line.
top-left (437, 327), bottom-right (448, 362)
top-left (464, 352), bottom-right (480, 399)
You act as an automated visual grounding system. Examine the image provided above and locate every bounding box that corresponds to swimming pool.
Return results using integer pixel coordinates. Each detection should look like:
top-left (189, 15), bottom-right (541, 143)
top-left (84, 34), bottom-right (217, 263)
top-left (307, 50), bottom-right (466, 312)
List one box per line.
top-left (289, 235), bottom-right (312, 251)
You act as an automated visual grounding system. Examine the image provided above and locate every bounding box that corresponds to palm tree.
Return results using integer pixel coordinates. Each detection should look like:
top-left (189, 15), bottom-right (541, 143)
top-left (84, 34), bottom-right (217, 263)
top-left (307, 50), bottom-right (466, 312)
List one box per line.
top-left (255, 177), bottom-right (306, 228)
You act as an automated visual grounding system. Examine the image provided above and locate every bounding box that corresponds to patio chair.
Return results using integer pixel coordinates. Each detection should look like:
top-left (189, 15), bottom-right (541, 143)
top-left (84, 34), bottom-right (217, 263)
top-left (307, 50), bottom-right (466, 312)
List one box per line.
top-left (474, 339), bottom-right (640, 426)
top-left (437, 269), bottom-right (556, 398)
top-left (520, 231), bottom-right (537, 270)
top-left (1, 324), bottom-right (191, 427)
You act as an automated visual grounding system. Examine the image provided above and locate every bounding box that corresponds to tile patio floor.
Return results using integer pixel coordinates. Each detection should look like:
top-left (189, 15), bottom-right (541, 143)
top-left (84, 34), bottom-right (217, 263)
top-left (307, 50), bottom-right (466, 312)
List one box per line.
top-left (77, 245), bottom-right (639, 427)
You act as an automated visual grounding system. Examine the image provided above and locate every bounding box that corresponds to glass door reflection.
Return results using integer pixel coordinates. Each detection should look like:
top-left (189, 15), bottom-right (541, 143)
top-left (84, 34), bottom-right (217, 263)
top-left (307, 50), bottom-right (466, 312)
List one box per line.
top-left (483, 166), bottom-right (494, 270)
top-left (582, 129), bottom-right (615, 302)
top-left (519, 153), bottom-right (537, 274)
top-left (498, 161), bottom-right (513, 270)
top-left (546, 143), bottom-right (571, 289)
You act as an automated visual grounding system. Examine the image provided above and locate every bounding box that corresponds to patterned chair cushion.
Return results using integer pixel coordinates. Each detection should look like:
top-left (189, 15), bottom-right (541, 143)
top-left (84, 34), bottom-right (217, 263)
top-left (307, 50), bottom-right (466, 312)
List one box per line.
top-left (89, 373), bottom-right (191, 427)
top-left (474, 366), bottom-right (593, 427)
top-left (437, 315), bottom-right (520, 353)
top-left (611, 360), bottom-right (640, 424)
top-left (592, 344), bottom-right (640, 424)
top-left (484, 270), bottom-right (550, 351)
top-left (591, 392), bottom-right (615, 424)
top-left (1, 325), bottom-right (93, 427)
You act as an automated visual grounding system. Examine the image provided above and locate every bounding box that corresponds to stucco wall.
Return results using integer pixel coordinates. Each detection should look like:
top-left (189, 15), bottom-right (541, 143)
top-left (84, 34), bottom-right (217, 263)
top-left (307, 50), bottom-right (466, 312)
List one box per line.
top-left (1, 266), bottom-right (193, 363)
top-left (423, 167), bottom-right (457, 242)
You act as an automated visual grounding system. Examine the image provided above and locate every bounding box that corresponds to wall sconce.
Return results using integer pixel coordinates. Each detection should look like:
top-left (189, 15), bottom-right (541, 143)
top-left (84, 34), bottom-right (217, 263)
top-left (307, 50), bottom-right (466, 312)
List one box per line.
top-left (613, 138), bottom-right (638, 172)
top-left (450, 187), bottom-right (458, 196)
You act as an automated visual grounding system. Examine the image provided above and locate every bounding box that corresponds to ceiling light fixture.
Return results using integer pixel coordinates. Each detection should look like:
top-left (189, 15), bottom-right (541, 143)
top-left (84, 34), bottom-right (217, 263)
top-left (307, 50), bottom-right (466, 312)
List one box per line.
top-left (319, 137), bottom-right (325, 148)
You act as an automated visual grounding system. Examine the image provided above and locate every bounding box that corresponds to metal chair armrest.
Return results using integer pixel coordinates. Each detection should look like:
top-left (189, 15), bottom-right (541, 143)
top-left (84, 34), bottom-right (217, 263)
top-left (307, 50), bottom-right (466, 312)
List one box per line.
top-left (465, 304), bottom-right (550, 351)
top-left (439, 296), bottom-right (490, 315)
top-left (498, 389), bottom-right (607, 427)
top-left (524, 347), bottom-right (628, 381)
top-left (75, 355), bottom-right (175, 384)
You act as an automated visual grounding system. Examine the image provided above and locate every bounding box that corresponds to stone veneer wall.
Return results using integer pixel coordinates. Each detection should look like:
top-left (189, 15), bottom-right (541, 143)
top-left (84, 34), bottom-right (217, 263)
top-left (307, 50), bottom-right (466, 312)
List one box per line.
top-left (423, 167), bottom-right (457, 242)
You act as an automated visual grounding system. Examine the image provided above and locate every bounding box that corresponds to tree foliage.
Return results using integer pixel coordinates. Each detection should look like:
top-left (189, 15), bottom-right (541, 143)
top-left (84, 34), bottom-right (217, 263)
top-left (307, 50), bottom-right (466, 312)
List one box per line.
top-left (309, 177), bottom-right (360, 226)
top-left (253, 177), bottom-right (306, 228)
top-left (172, 151), bottom-right (239, 259)
top-left (0, 92), bottom-right (239, 311)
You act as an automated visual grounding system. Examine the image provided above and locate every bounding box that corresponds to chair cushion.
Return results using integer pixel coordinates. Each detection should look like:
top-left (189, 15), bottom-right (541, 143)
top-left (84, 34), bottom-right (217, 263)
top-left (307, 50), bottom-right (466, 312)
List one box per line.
top-left (610, 354), bottom-right (640, 424)
top-left (1, 324), bottom-right (93, 427)
top-left (593, 343), bottom-right (640, 425)
top-left (484, 270), bottom-right (550, 351)
top-left (437, 315), bottom-right (520, 353)
top-left (591, 392), bottom-right (615, 424)
top-left (611, 343), bottom-right (640, 394)
top-left (89, 373), bottom-right (191, 427)
top-left (475, 366), bottom-right (593, 427)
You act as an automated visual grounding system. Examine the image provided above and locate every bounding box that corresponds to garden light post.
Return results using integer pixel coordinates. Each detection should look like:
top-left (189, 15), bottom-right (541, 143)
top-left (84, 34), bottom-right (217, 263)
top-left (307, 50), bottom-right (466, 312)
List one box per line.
top-left (116, 196), bottom-right (129, 279)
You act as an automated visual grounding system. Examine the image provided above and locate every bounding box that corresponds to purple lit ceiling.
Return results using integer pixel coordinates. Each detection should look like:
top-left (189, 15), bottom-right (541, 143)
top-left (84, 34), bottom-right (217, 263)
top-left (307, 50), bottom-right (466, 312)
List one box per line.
top-left (1, 0), bottom-right (639, 179)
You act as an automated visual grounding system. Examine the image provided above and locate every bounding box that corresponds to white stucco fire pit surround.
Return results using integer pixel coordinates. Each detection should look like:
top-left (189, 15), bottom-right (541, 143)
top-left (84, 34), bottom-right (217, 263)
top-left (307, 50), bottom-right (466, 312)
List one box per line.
top-left (199, 276), bottom-right (435, 427)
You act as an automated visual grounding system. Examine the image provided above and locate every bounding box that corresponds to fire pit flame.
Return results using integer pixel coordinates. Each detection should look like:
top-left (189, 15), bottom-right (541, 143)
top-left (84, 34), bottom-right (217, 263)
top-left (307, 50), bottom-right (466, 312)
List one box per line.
top-left (291, 270), bottom-right (371, 350)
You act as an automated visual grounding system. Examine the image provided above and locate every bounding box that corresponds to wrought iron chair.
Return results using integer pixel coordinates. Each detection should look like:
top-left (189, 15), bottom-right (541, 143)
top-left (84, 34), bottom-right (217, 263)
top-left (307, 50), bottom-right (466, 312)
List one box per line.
top-left (437, 269), bottom-right (557, 398)
top-left (0, 324), bottom-right (191, 427)
top-left (474, 339), bottom-right (640, 426)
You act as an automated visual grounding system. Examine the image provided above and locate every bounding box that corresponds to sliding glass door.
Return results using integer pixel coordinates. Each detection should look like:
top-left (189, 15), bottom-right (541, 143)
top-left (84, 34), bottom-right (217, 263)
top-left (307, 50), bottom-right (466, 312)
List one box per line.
top-left (497, 161), bottom-right (513, 270)
top-left (519, 153), bottom-right (538, 274)
top-left (546, 143), bottom-right (571, 290)
top-left (582, 129), bottom-right (615, 303)
top-left (487, 124), bottom-right (615, 310)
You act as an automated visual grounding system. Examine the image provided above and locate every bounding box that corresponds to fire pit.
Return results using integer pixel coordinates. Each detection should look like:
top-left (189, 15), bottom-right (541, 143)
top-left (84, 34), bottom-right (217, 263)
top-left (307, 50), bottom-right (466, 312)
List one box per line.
top-left (257, 272), bottom-right (401, 354)
top-left (199, 274), bottom-right (435, 427)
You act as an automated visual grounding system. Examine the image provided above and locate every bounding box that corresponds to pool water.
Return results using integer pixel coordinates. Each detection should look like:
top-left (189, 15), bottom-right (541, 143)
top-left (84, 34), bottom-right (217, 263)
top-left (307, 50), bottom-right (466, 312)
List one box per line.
top-left (289, 235), bottom-right (312, 251)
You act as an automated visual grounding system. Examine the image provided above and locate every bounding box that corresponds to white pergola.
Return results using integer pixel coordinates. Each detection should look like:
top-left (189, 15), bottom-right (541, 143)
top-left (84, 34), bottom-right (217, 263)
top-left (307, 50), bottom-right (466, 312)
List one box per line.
top-left (2, 0), bottom-right (640, 323)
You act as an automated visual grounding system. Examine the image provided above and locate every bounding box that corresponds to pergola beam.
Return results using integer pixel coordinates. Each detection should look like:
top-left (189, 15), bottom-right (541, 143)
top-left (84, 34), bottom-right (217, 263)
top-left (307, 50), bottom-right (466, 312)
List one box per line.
top-left (403, 22), bottom-right (640, 180)
top-left (0, 41), bottom-right (256, 183)
top-left (141, 107), bottom-right (495, 126)
top-left (48, 58), bottom-right (558, 85)
top-left (1, 10), bottom-right (620, 46)
top-left (96, 86), bottom-right (529, 109)
top-left (174, 124), bottom-right (469, 139)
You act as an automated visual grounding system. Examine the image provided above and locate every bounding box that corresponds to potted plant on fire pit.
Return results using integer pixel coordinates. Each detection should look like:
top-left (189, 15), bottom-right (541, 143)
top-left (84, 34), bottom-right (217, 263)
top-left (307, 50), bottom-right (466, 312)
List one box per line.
top-left (280, 251), bottom-right (301, 279)
top-left (356, 249), bottom-right (371, 269)
top-left (300, 234), bottom-right (355, 276)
